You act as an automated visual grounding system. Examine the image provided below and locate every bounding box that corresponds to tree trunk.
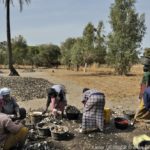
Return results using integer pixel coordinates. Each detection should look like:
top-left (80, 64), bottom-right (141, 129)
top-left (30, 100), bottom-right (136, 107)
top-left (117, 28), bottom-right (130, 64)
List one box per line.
top-left (6, 0), bottom-right (19, 76)
top-left (76, 64), bottom-right (79, 71)
top-left (84, 63), bottom-right (87, 72)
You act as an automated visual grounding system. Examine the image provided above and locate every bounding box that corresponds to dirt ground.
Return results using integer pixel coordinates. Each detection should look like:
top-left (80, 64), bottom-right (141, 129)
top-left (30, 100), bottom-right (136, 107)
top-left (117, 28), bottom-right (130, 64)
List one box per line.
top-left (1, 65), bottom-right (149, 150)
top-left (16, 65), bottom-right (142, 112)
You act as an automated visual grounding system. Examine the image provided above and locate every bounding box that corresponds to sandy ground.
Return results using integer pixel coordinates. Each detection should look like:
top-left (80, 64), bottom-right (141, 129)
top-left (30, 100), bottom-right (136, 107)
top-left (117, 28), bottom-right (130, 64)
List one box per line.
top-left (0, 65), bottom-right (148, 150)
top-left (4, 66), bottom-right (141, 112)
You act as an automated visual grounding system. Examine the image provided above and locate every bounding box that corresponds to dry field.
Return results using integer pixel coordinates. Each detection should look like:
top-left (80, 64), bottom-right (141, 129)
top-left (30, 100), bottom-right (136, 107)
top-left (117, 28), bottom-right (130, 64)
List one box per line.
top-left (47, 64), bottom-right (143, 101)
top-left (0, 64), bottom-right (143, 110)
top-left (1, 64), bottom-right (149, 150)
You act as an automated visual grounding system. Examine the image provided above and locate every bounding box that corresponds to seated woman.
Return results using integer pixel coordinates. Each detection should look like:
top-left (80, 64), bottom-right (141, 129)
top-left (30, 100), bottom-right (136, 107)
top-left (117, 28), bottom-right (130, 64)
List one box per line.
top-left (0, 112), bottom-right (28, 150)
top-left (136, 74), bottom-right (150, 121)
top-left (81, 88), bottom-right (105, 133)
top-left (0, 87), bottom-right (26, 120)
top-left (43, 84), bottom-right (67, 117)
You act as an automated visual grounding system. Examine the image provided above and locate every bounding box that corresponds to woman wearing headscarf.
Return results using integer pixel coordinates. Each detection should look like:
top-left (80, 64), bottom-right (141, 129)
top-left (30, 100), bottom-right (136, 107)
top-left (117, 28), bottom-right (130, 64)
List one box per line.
top-left (81, 88), bottom-right (105, 133)
top-left (0, 87), bottom-right (26, 120)
top-left (43, 84), bottom-right (67, 117)
top-left (0, 112), bottom-right (28, 150)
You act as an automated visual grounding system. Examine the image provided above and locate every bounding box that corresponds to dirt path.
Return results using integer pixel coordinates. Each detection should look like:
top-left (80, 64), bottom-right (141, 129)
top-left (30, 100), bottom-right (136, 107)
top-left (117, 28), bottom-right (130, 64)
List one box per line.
top-left (1, 68), bottom-right (138, 113)
top-left (17, 69), bottom-right (83, 111)
top-left (1, 68), bottom-right (147, 150)
top-left (16, 68), bottom-right (138, 113)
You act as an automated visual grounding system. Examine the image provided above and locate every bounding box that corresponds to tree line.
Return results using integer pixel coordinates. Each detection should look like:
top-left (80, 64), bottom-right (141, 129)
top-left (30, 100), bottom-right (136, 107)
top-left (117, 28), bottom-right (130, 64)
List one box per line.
top-left (0, 0), bottom-right (148, 75)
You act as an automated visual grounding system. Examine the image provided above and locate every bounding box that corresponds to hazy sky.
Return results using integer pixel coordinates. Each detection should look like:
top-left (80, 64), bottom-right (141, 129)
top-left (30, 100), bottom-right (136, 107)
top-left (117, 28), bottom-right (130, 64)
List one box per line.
top-left (0, 0), bottom-right (149, 50)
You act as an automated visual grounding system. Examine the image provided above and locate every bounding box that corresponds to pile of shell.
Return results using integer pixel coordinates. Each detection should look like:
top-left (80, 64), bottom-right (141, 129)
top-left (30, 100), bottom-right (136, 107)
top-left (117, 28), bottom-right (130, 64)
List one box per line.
top-left (0, 76), bottom-right (53, 101)
top-left (24, 141), bottom-right (58, 150)
top-left (65, 105), bottom-right (80, 114)
top-left (24, 111), bottom-right (67, 150)
top-left (51, 125), bottom-right (68, 133)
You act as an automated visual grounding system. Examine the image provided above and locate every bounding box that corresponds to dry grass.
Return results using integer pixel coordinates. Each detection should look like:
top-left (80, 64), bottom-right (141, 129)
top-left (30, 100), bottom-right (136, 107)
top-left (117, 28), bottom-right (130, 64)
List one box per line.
top-left (0, 64), bottom-right (143, 102)
top-left (46, 64), bottom-right (143, 101)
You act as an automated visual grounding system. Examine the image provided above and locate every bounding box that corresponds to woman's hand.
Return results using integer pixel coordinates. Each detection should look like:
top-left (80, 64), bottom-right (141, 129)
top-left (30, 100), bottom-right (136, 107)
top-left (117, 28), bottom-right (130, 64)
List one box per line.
top-left (53, 109), bottom-right (62, 116)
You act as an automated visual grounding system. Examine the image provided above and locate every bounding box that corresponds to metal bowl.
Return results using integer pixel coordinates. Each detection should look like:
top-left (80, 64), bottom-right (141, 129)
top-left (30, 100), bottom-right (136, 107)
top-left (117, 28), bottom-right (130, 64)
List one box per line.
top-left (37, 122), bottom-right (51, 136)
top-left (50, 125), bottom-right (68, 140)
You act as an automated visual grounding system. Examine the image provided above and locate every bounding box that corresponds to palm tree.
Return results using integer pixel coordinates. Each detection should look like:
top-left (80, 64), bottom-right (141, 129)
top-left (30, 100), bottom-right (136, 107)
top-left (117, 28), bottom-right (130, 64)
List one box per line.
top-left (2, 0), bottom-right (30, 76)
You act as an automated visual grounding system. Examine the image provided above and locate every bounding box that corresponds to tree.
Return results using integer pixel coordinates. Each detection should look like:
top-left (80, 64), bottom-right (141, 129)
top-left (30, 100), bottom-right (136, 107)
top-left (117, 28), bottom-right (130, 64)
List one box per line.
top-left (0, 41), bottom-right (7, 64)
top-left (71, 38), bottom-right (83, 71)
top-left (82, 22), bottom-right (95, 72)
top-left (2, 0), bottom-right (30, 76)
top-left (26, 46), bottom-right (39, 68)
top-left (60, 38), bottom-right (76, 69)
top-left (107, 0), bottom-right (146, 75)
top-left (94, 21), bottom-right (106, 64)
top-left (38, 44), bottom-right (61, 68)
top-left (12, 35), bottom-right (28, 65)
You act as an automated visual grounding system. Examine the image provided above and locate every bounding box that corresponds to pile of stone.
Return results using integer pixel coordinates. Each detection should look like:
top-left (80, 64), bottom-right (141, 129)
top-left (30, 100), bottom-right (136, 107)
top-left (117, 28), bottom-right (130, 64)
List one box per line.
top-left (0, 76), bottom-right (53, 101)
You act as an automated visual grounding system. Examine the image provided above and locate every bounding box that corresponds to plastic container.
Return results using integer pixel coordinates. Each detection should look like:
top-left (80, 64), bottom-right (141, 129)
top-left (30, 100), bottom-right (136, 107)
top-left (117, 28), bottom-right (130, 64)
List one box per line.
top-left (104, 108), bottom-right (111, 124)
top-left (65, 105), bottom-right (80, 120)
top-left (114, 117), bottom-right (129, 130)
top-left (66, 113), bottom-right (79, 120)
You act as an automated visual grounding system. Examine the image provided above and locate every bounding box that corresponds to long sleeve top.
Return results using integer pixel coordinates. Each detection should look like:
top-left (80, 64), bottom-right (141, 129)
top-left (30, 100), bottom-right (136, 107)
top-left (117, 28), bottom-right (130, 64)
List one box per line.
top-left (0, 113), bottom-right (22, 142)
top-left (82, 89), bottom-right (105, 104)
top-left (0, 97), bottom-right (19, 115)
top-left (46, 85), bottom-right (67, 111)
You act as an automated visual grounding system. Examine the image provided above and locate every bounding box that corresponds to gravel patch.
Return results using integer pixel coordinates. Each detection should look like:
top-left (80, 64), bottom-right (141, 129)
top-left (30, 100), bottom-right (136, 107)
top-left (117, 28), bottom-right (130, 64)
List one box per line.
top-left (0, 76), bottom-right (53, 101)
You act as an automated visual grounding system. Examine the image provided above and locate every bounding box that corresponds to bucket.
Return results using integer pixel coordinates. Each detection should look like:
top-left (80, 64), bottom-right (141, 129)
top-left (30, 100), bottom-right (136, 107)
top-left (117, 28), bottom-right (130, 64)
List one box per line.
top-left (37, 123), bottom-right (51, 136)
top-left (31, 115), bottom-right (43, 124)
top-left (65, 105), bottom-right (80, 120)
top-left (30, 112), bottom-right (43, 124)
top-left (66, 112), bottom-right (79, 120)
top-left (104, 108), bottom-right (111, 124)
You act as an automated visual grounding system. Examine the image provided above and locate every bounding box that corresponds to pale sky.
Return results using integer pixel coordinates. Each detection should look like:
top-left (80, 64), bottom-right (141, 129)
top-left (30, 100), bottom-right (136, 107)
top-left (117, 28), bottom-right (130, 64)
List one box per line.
top-left (0, 0), bottom-right (149, 50)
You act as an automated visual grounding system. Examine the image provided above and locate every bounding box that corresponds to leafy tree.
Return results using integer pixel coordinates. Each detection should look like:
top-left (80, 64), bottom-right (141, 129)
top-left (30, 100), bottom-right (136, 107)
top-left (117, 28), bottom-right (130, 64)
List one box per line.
top-left (2, 0), bottom-right (30, 76)
top-left (94, 21), bottom-right (106, 64)
top-left (0, 41), bottom-right (7, 64)
top-left (82, 22), bottom-right (95, 71)
top-left (38, 44), bottom-right (61, 68)
top-left (71, 38), bottom-right (83, 71)
top-left (12, 35), bottom-right (28, 65)
top-left (26, 46), bottom-right (40, 67)
top-left (60, 38), bottom-right (76, 69)
top-left (107, 0), bottom-right (146, 75)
